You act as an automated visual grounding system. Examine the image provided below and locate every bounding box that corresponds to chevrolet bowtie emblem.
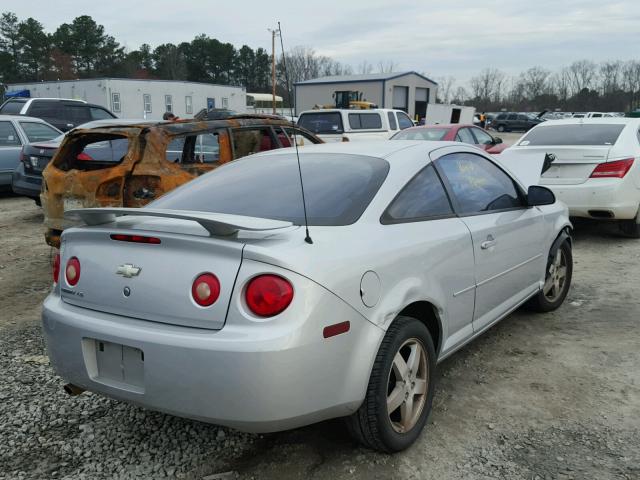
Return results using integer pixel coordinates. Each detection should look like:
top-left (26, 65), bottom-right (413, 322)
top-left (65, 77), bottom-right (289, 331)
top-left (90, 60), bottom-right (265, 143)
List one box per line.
top-left (116, 264), bottom-right (141, 278)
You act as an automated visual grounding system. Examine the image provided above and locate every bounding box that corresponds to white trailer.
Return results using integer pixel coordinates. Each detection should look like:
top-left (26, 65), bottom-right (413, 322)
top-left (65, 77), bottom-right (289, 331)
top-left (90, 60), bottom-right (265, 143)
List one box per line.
top-left (424, 104), bottom-right (475, 125)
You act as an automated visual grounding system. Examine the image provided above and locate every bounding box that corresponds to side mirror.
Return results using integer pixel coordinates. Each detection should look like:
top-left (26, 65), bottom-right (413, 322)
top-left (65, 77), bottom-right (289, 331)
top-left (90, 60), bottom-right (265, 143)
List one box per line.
top-left (527, 185), bottom-right (555, 206)
top-left (493, 136), bottom-right (503, 144)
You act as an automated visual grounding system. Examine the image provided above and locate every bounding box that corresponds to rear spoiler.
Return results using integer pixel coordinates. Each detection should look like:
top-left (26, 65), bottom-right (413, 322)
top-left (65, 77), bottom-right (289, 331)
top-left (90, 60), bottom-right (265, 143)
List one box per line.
top-left (65, 208), bottom-right (293, 236)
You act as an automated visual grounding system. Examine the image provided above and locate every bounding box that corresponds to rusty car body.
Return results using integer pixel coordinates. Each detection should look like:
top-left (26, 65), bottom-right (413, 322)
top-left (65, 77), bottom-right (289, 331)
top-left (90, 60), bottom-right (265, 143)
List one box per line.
top-left (41, 116), bottom-right (322, 247)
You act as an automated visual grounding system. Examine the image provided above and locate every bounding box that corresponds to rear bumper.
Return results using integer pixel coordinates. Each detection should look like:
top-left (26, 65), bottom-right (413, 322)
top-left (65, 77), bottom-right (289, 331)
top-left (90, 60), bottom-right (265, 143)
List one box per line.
top-left (11, 163), bottom-right (42, 198)
top-left (545, 178), bottom-right (640, 220)
top-left (42, 280), bottom-right (383, 432)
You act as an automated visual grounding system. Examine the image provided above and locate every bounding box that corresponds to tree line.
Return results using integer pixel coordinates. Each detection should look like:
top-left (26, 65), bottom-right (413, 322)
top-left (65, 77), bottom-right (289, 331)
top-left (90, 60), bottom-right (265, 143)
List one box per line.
top-left (437, 60), bottom-right (640, 113)
top-left (2, 11), bottom-right (639, 112)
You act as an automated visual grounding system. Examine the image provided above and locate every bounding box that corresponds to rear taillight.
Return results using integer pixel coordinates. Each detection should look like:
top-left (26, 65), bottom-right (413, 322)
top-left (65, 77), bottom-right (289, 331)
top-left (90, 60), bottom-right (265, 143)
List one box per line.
top-left (65, 257), bottom-right (81, 286)
top-left (52, 252), bottom-right (60, 284)
top-left (245, 275), bottom-right (294, 317)
top-left (590, 158), bottom-right (634, 178)
top-left (110, 234), bottom-right (161, 244)
top-left (192, 273), bottom-right (220, 307)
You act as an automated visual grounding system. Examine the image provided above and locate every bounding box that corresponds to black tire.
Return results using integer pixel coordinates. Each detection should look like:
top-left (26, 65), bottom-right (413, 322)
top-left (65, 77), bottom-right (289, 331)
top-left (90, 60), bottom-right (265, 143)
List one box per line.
top-left (618, 209), bottom-right (640, 238)
top-left (497, 124), bottom-right (506, 132)
top-left (346, 316), bottom-right (436, 452)
top-left (528, 240), bottom-right (573, 312)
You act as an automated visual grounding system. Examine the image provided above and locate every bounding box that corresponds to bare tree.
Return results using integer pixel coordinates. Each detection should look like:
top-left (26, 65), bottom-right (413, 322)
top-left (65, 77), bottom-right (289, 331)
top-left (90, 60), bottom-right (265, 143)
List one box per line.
top-left (521, 66), bottom-right (551, 99)
top-left (551, 68), bottom-right (571, 102)
top-left (599, 60), bottom-right (622, 94)
top-left (451, 86), bottom-right (468, 104)
top-left (622, 60), bottom-right (640, 110)
top-left (377, 60), bottom-right (396, 73)
top-left (358, 60), bottom-right (373, 75)
top-left (567, 60), bottom-right (597, 93)
top-left (469, 68), bottom-right (505, 104)
top-left (435, 75), bottom-right (455, 103)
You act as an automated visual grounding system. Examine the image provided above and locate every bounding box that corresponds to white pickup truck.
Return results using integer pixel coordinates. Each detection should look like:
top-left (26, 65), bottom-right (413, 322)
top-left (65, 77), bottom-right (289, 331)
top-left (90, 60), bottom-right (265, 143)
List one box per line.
top-left (297, 108), bottom-right (414, 142)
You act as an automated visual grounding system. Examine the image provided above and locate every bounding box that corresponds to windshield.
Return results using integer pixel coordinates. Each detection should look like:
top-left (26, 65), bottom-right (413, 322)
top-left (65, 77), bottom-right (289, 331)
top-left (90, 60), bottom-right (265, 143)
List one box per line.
top-left (298, 112), bottom-right (344, 135)
top-left (392, 128), bottom-right (449, 141)
top-left (519, 124), bottom-right (626, 146)
top-left (150, 153), bottom-right (389, 226)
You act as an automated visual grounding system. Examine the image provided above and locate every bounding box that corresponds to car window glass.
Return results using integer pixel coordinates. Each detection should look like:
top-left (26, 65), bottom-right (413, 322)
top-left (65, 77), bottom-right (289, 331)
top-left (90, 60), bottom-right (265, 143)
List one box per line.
top-left (28, 102), bottom-right (58, 117)
top-left (0, 121), bottom-right (21, 146)
top-left (387, 112), bottom-right (398, 130)
top-left (437, 152), bottom-right (524, 214)
top-left (283, 127), bottom-right (318, 146)
top-left (194, 133), bottom-right (220, 163)
top-left (90, 107), bottom-right (114, 120)
top-left (298, 112), bottom-right (343, 134)
top-left (496, 114), bottom-right (507, 120)
top-left (455, 128), bottom-right (476, 144)
top-left (81, 139), bottom-right (128, 162)
top-left (66, 105), bottom-right (91, 124)
top-left (519, 124), bottom-right (626, 146)
top-left (232, 128), bottom-right (276, 157)
top-left (518, 114), bottom-right (528, 121)
top-left (166, 137), bottom-right (185, 162)
top-left (507, 114), bottom-right (517, 120)
top-left (392, 128), bottom-right (448, 140)
top-left (19, 122), bottom-right (60, 142)
top-left (383, 164), bottom-right (452, 222)
top-left (472, 128), bottom-right (494, 145)
top-left (0, 100), bottom-right (26, 114)
top-left (397, 112), bottom-right (414, 129)
top-left (349, 113), bottom-right (382, 130)
top-left (150, 153), bottom-right (390, 226)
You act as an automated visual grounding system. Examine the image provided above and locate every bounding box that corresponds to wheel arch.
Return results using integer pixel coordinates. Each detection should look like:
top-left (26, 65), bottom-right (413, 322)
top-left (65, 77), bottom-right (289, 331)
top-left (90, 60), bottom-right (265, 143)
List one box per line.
top-left (397, 301), bottom-right (443, 357)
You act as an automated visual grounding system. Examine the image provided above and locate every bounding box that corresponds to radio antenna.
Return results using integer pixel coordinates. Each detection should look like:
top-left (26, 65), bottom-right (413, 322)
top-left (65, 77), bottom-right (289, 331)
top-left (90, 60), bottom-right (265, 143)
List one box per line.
top-left (278, 21), bottom-right (312, 244)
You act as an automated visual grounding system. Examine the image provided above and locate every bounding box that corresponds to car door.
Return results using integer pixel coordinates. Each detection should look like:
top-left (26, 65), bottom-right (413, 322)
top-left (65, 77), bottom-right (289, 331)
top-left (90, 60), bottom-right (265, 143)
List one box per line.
top-left (470, 127), bottom-right (495, 152)
top-left (381, 162), bottom-right (476, 352)
top-left (433, 149), bottom-right (546, 332)
top-left (455, 127), bottom-right (476, 145)
top-left (0, 120), bottom-right (23, 186)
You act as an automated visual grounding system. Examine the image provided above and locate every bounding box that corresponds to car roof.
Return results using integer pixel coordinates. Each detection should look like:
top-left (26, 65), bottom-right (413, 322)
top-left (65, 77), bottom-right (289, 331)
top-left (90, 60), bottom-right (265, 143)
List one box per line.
top-left (404, 124), bottom-right (472, 130)
top-left (0, 114), bottom-right (57, 123)
top-left (532, 117), bottom-right (640, 127)
top-left (299, 108), bottom-right (405, 114)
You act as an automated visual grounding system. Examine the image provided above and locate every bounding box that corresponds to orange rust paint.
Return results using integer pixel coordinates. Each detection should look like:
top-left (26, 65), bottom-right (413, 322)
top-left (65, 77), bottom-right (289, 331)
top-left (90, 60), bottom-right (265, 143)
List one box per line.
top-left (41, 117), bottom-right (322, 247)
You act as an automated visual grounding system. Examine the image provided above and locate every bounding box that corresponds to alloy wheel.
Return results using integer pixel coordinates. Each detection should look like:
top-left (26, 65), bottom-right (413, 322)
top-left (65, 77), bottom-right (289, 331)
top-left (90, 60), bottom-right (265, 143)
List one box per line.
top-left (543, 248), bottom-right (568, 302)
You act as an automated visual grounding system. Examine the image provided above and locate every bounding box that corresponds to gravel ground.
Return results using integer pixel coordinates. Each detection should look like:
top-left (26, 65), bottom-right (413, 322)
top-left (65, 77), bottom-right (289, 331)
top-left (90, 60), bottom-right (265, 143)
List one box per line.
top-left (0, 174), bottom-right (639, 479)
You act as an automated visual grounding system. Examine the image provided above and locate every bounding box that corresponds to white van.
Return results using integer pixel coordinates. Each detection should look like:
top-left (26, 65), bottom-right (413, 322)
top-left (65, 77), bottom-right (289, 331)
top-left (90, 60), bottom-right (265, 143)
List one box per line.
top-left (297, 108), bottom-right (414, 142)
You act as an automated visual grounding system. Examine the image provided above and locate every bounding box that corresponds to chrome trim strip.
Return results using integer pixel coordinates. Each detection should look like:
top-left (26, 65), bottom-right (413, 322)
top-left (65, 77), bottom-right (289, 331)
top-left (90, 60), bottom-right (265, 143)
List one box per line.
top-left (477, 254), bottom-right (543, 288)
top-left (453, 284), bottom-right (476, 297)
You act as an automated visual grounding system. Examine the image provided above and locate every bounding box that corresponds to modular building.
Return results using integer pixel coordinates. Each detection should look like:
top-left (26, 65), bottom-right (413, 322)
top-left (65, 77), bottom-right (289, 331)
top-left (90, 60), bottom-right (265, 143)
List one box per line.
top-left (4, 78), bottom-right (246, 120)
top-left (294, 71), bottom-right (438, 120)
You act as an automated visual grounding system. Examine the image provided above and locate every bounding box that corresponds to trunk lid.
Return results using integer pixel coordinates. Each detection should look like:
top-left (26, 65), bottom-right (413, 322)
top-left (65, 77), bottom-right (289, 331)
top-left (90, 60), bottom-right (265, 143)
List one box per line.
top-left (59, 223), bottom-right (243, 330)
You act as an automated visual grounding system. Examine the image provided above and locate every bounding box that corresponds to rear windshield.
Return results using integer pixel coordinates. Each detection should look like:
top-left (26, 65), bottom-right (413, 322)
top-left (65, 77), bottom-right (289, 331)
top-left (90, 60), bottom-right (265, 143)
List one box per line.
top-left (519, 124), bottom-right (626, 146)
top-left (392, 128), bottom-right (449, 141)
top-left (150, 153), bottom-right (389, 226)
top-left (19, 122), bottom-right (61, 142)
top-left (0, 100), bottom-right (26, 114)
top-left (55, 134), bottom-right (130, 171)
top-left (298, 112), bottom-right (344, 135)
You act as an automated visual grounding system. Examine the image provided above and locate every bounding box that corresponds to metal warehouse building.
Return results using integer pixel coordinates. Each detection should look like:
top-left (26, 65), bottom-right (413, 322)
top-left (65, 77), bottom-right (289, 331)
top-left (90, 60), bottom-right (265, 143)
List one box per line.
top-left (294, 71), bottom-right (438, 119)
top-left (5, 78), bottom-right (246, 120)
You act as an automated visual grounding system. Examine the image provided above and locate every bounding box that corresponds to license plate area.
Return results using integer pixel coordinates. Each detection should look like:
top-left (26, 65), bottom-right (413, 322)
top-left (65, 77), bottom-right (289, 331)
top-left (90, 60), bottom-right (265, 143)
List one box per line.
top-left (83, 338), bottom-right (145, 393)
top-left (63, 198), bottom-right (84, 212)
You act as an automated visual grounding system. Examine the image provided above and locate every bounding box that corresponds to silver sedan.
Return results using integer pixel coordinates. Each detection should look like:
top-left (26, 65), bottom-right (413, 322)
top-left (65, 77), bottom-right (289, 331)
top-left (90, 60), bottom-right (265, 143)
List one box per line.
top-left (42, 141), bottom-right (573, 452)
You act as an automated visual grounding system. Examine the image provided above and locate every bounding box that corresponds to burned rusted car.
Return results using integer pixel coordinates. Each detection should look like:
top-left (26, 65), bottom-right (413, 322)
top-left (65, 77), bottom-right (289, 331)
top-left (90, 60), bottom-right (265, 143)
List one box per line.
top-left (41, 116), bottom-right (322, 247)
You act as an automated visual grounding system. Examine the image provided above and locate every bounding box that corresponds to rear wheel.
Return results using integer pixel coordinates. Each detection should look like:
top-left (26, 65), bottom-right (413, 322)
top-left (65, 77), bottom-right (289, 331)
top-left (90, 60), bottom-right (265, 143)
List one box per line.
top-left (619, 208), bottom-right (640, 238)
top-left (528, 240), bottom-right (572, 312)
top-left (346, 316), bottom-right (436, 452)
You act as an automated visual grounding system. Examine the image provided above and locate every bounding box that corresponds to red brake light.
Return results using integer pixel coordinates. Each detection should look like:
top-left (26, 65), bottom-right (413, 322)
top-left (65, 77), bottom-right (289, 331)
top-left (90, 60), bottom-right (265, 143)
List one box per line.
top-left (52, 252), bottom-right (60, 284)
top-left (590, 158), bottom-right (634, 178)
top-left (65, 257), bottom-right (81, 286)
top-left (77, 152), bottom-right (93, 161)
top-left (110, 234), bottom-right (161, 244)
top-left (245, 275), bottom-right (294, 317)
top-left (192, 273), bottom-right (220, 307)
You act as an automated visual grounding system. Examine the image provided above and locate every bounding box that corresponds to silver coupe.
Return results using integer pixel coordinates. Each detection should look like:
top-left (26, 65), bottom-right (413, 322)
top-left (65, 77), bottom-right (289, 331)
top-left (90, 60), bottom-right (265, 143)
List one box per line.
top-left (42, 141), bottom-right (572, 452)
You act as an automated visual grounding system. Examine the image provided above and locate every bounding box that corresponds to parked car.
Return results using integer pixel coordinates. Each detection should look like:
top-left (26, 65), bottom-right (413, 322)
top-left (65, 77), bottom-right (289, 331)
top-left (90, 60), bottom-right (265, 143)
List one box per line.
top-left (491, 112), bottom-right (544, 132)
top-left (507, 118), bottom-right (640, 236)
top-left (297, 108), bottom-right (414, 142)
top-left (571, 112), bottom-right (614, 119)
top-left (43, 141), bottom-right (572, 452)
top-left (391, 124), bottom-right (507, 154)
top-left (12, 120), bottom-right (147, 204)
top-left (41, 115), bottom-right (322, 247)
top-left (0, 98), bottom-right (117, 132)
top-left (0, 115), bottom-right (61, 191)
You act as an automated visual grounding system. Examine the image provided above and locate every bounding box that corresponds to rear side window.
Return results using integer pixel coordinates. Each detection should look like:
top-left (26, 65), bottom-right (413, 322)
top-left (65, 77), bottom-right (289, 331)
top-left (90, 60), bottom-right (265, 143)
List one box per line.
top-left (387, 112), bottom-right (398, 130)
top-left (496, 114), bottom-right (507, 120)
top-left (519, 124), bottom-right (626, 146)
top-left (392, 128), bottom-right (448, 141)
top-left (455, 128), bottom-right (476, 144)
top-left (90, 107), bottom-right (115, 120)
top-left (298, 112), bottom-right (344, 134)
top-left (232, 128), bottom-right (276, 157)
top-left (349, 113), bottom-right (382, 130)
top-left (382, 164), bottom-right (452, 223)
top-left (0, 121), bottom-right (21, 146)
top-left (150, 153), bottom-right (389, 226)
top-left (19, 122), bottom-right (60, 142)
top-left (0, 100), bottom-right (26, 114)
top-left (437, 152), bottom-right (524, 214)
top-left (28, 101), bottom-right (59, 117)
top-left (66, 105), bottom-right (91, 124)
top-left (166, 133), bottom-right (221, 164)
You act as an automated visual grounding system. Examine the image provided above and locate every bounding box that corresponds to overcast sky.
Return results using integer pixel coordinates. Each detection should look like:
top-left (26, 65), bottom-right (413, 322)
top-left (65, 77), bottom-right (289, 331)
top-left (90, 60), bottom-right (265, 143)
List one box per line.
top-left (6, 0), bottom-right (640, 83)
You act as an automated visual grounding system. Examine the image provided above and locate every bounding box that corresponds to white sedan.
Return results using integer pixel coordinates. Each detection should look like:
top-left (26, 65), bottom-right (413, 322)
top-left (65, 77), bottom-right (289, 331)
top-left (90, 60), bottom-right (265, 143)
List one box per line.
top-left (506, 118), bottom-right (640, 236)
top-left (43, 141), bottom-right (572, 452)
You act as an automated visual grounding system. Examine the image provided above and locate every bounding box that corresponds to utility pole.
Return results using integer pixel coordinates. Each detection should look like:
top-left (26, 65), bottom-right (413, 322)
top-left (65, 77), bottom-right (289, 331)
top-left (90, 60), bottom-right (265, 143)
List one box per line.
top-left (268, 27), bottom-right (280, 115)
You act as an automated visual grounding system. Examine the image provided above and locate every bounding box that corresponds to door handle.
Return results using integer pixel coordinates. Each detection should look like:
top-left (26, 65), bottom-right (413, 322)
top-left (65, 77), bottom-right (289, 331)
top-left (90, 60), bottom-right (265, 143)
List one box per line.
top-left (481, 235), bottom-right (496, 250)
